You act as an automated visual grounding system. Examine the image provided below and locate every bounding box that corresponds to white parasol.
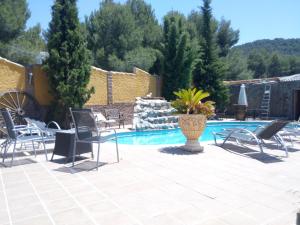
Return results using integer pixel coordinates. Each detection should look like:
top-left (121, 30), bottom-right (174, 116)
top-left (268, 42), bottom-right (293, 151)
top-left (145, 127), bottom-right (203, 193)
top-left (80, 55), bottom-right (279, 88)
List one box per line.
top-left (238, 84), bottom-right (248, 106)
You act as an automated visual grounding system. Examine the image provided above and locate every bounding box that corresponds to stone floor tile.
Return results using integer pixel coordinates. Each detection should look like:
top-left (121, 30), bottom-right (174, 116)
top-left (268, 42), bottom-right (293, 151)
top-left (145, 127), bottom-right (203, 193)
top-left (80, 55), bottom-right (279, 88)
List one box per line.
top-left (39, 189), bottom-right (69, 202)
top-left (52, 207), bottom-right (90, 225)
top-left (44, 198), bottom-right (77, 214)
top-left (84, 200), bottom-right (119, 217)
top-left (196, 218), bottom-right (229, 225)
top-left (0, 209), bottom-right (10, 225)
top-left (93, 210), bottom-right (137, 225)
top-left (238, 202), bottom-right (283, 222)
top-left (8, 194), bottom-right (40, 210)
top-left (74, 191), bottom-right (107, 206)
top-left (169, 206), bottom-right (211, 225)
top-left (140, 213), bottom-right (184, 225)
top-left (10, 203), bottom-right (47, 223)
top-left (218, 211), bottom-right (260, 225)
top-left (13, 215), bottom-right (53, 225)
top-left (5, 184), bottom-right (35, 199)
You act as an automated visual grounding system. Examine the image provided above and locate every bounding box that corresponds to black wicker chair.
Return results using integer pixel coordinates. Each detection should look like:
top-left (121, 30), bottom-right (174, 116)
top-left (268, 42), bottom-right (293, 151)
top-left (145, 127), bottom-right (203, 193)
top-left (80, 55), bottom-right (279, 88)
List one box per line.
top-left (69, 108), bottom-right (119, 170)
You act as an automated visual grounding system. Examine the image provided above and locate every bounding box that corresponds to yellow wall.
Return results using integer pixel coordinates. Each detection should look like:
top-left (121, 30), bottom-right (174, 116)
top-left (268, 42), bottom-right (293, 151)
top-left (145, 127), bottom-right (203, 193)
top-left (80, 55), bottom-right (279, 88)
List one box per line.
top-left (0, 57), bottom-right (25, 93)
top-left (0, 57), bottom-right (161, 106)
top-left (32, 65), bottom-right (53, 106)
top-left (112, 68), bottom-right (160, 103)
top-left (85, 67), bottom-right (108, 105)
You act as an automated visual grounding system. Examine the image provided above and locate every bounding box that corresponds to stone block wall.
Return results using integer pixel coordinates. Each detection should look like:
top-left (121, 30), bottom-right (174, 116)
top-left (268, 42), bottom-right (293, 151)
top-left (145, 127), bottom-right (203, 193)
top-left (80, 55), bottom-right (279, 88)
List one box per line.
top-left (0, 56), bottom-right (161, 108)
top-left (227, 81), bottom-right (300, 119)
top-left (0, 57), bottom-right (26, 93)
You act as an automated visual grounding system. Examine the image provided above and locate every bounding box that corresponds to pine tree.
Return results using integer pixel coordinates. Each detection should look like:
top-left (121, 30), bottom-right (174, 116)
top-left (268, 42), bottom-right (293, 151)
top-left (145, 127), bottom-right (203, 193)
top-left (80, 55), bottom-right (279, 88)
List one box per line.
top-left (247, 51), bottom-right (267, 78)
top-left (44, 0), bottom-right (94, 125)
top-left (193, 0), bottom-right (228, 108)
top-left (0, 0), bottom-right (30, 42)
top-left (162, 12), bottom-right (197, 100)
top-left (268, 54), bottom-right (281, 77)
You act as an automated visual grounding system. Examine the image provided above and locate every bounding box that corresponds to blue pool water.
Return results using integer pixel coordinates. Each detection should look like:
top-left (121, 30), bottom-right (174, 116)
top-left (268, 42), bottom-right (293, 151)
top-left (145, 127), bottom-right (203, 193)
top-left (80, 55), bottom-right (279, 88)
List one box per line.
top-left (114, 121), bottom-right (269, 145)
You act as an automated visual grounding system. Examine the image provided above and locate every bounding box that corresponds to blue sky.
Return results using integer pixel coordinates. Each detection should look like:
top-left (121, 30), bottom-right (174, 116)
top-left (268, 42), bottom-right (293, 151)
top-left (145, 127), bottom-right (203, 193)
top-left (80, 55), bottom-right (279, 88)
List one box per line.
top-left (26, 0), bottom-right (300, 45)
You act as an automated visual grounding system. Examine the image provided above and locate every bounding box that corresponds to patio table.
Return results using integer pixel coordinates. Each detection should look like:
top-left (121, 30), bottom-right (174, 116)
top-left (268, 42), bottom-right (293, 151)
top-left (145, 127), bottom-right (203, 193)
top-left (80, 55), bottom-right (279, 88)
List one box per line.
top-left (51, 129), bottom-right (92, 162)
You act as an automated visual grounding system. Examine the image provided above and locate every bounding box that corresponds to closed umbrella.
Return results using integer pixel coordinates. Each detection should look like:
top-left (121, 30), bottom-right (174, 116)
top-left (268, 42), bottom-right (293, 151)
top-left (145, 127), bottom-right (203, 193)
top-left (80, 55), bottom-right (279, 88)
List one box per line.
top-left (238, 84), bottom-right (248, 106)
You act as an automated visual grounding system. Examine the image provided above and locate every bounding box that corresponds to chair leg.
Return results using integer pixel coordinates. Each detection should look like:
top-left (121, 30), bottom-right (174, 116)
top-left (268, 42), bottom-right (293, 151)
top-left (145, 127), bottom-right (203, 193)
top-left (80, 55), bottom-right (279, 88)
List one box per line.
top-left (50, 152), bottom-right (55, 161)
top-left (32, 141), bottom-right (36, 157)
top-left (115, 139), bottom-right (119, 163)
top-left (96, 143), bottom-right (101, 171)
top-left (257, 140), bottom-right (264, 153)
top-left (42, 140), bottom-right (48, 161)
top-left (2, 140), bottom-right (10, 163)
top-left (275, 135), bottom-right (288, 157)
top-left (10, 141), bottom-right (17, 167)
top-left (72, 140), bottom-right (77, 167)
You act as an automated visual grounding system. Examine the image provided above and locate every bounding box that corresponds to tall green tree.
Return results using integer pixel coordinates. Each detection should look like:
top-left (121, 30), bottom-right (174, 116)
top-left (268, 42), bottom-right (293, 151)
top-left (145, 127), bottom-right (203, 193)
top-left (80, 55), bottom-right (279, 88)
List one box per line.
top-left (126, 0), bottom-right (162, 47)
top-left (187, 11), bottom-right (238, 57)
top-left (44, 0), bottom-right (94, 124)
top-left (86, 0), bottom-right (161, 72)
top-left (289, 56), bottom-right (300, 75)
top-left (247, 51), bottom-right (267, 78)
top-left (268, 53), bottom-right (281, 77)
top-left (0, 0), bottom-right (30, 42)
top-left (86, 1), bottom-right (142, 70)
top-left (193, 0), bottom-right (228, 108)
top-left (216, 19), bottom-right (239, 57)
top-left (1, 24), bottom-right (45, 65)
top-left (224, 50), bottom-right (253, 80)
top-left (161, 12), bottom-right (198, 100)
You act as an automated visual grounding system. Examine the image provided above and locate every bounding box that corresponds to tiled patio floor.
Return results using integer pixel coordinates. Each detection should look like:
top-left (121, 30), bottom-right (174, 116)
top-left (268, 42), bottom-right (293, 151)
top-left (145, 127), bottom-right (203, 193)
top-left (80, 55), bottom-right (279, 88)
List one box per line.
top-left (0, 140), bottom-right (300, 225)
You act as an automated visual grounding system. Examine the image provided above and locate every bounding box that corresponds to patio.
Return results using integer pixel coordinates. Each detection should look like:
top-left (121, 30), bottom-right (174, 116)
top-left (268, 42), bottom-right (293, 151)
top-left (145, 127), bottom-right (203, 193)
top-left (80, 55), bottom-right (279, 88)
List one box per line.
top-left (0, 140), bottom-right (300, 225)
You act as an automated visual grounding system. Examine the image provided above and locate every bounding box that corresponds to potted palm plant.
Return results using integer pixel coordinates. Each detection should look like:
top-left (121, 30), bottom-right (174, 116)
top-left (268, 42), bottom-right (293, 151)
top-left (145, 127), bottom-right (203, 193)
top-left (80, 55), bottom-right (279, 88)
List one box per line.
top-left (172, 88), bottom-right (215, 152)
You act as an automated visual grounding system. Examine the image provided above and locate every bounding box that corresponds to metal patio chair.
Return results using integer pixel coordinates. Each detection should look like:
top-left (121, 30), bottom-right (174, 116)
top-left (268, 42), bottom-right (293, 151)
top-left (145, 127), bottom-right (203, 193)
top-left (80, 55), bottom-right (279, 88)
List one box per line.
top-left (213, 120), bottom-right (290, 157)
top-left (24, 117), bottom-right (61, 142)
top-left (93, 111), bottom-right (116, 128)
top-left (105, 109), bottom-right (125, 128)
top-left (69, 108), bottom-right (119, 170)
top-left (1, 108), bottom-right (48, 166)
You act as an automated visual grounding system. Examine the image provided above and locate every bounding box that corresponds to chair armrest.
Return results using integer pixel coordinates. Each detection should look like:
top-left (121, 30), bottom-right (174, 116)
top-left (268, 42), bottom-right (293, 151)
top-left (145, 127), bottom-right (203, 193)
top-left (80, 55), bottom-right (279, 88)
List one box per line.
top-left (97, 128), bottom-right (117, 137)
top-left (47, 121), bottom-right (61, 129)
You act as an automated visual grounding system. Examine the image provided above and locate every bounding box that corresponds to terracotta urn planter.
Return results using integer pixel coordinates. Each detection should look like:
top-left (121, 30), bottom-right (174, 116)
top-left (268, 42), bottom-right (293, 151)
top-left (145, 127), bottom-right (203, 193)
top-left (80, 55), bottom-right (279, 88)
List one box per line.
top-left (178, 114), bottom-right (207, 152)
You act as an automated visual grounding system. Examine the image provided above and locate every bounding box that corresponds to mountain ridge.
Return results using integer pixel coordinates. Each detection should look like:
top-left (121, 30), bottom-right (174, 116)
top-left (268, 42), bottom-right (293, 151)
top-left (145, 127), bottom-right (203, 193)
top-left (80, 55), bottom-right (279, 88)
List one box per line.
top-left (233, 38), bottom-right (300, 56)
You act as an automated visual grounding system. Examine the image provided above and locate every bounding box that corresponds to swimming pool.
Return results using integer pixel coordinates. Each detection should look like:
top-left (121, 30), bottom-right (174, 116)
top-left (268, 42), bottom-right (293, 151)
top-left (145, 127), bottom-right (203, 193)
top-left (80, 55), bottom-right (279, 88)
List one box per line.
top-left (114, 121), bottom-right (269, 145)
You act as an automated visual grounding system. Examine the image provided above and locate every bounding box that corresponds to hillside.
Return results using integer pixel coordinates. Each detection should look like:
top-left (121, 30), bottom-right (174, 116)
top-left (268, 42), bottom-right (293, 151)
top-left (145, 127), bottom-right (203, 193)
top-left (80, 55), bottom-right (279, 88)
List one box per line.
top-left (233, 38), bottom-right (300, 56)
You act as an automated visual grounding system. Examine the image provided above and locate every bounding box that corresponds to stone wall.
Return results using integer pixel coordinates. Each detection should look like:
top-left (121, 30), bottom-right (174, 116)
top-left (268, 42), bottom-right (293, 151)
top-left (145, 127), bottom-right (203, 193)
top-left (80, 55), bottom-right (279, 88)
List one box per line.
top-left (0, 56), bottom-right (161, 108)
top-left (31, 65), bottom-right (161, 106)
top-left (227, 81), bottom-right (300, 119)
top-left (0, 57), bottom-right (26, 93)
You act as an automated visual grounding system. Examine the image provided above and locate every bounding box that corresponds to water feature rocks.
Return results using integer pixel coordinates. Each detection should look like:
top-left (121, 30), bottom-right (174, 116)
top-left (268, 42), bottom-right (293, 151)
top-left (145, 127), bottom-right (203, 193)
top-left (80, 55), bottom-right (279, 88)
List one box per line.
top-left (133, 97), bottom-right (179, 130)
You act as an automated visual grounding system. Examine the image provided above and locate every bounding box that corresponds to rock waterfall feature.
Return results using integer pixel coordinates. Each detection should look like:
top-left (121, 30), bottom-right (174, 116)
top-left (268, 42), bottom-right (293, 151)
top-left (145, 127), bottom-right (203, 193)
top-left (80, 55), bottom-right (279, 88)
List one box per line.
top-left (133, 97), bottom-right (178, 130)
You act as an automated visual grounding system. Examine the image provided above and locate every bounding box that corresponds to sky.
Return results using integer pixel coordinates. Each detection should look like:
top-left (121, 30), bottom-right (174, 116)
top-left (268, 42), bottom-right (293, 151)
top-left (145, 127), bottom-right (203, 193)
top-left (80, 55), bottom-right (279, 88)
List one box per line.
top-left (26, 0), bottom-right (300, 45)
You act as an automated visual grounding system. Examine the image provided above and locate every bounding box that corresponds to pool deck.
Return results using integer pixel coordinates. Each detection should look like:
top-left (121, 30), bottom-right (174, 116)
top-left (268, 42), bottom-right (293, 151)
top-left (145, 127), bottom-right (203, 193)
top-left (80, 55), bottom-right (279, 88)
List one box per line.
top-left (0, 136), bottom-right (300, 225)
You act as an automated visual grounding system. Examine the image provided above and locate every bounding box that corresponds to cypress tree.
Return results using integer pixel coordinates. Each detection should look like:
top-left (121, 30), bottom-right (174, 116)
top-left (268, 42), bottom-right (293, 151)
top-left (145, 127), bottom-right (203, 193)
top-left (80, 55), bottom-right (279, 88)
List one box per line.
top-left (162, 12), bottom-right (197, 100)
top-left (44, 0), bottom-right (94, 125)
top-left (193, 0), bottom-right (228, 108)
